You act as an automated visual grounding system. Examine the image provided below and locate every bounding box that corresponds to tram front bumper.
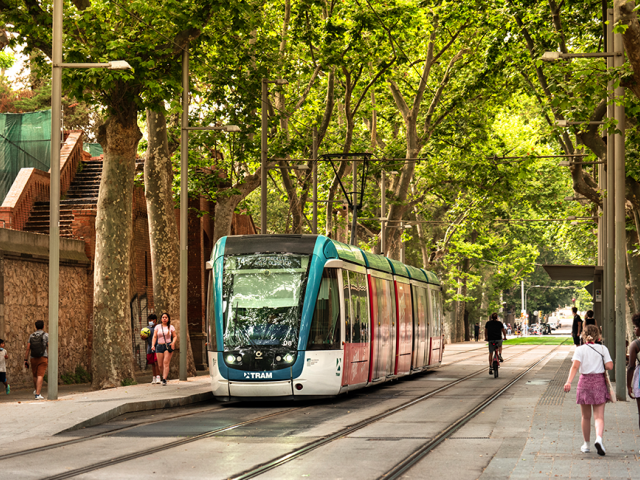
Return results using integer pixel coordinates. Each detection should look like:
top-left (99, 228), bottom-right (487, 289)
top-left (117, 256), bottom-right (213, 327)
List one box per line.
top-left (229, 380), bottom-right (293, 397)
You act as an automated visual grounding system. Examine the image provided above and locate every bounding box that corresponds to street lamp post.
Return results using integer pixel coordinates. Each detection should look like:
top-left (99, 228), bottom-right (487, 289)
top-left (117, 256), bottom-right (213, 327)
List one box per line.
top-left (260, 78), bottom-right (288, 235)
top-left (181, 46), bottom-right (241, 380)
top-left (49, 0), bottom-right (131, 400)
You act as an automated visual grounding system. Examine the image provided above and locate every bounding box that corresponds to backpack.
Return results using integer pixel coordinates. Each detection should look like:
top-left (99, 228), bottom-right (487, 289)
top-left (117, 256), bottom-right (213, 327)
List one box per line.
top-left (30, 332), bottom-right (47, 358)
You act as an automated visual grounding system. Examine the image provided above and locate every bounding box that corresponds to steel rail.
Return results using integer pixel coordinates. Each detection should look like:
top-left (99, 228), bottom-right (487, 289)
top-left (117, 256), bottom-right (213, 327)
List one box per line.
top-left (379, 345), bottom-right (563, 479)
top-left (23, 344), bottom-right (550, 479)
top-left (228, 344), bottom-right (547, 480)
top-left (0, 344), bottom-right (492, 463)
top-left (0, 403), bottom-right (228, 461)
top-left (39, 408), bottom-right (301, 480)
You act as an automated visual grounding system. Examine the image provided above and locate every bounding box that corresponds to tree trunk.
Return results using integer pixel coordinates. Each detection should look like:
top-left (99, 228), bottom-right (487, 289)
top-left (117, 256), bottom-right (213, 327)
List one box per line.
top-left (92, 114), bottom-right (142, 389)
top-left (626, 228), bottom-right (640, 315)
top-left (460, 255), bottom-right (471, 341)
top-left (145, 109), bottom-right (196, 378)
top-left (212, 167), bottom-right (265, 246)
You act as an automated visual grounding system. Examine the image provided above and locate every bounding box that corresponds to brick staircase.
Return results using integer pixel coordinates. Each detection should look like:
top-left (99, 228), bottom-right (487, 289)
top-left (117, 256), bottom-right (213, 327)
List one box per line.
top-left (23, 161), bottom-right (103, 237)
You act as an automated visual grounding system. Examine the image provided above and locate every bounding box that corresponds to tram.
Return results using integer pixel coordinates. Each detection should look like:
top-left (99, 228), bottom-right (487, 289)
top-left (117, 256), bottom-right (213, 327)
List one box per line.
top-left (205, 234), bottom-right (444, 400)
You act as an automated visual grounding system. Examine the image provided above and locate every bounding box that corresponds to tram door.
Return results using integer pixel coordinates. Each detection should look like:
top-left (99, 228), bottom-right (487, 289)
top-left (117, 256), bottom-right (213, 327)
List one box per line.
top-left (342, 269), bottom-right (370, 387)
top-left (395, 279), bottom-right (413, 376)
top-left (428, 287), bottom-right (441, 365)
top-left (369, 274), bottom-right (397, 381)
top-left (412, 285), bottom-right (428, 369)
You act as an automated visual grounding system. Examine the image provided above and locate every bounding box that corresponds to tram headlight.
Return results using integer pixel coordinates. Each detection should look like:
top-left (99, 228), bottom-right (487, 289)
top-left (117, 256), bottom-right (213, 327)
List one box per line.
top-left (284, 353), bottom-right (295, 363)
top-left (226, 354), bottom-right (236, 363)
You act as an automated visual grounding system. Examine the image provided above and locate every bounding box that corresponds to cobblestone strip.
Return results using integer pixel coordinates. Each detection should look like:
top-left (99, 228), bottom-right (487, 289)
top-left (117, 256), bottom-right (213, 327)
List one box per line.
top-left (537, 355), bottom-right (574, 406)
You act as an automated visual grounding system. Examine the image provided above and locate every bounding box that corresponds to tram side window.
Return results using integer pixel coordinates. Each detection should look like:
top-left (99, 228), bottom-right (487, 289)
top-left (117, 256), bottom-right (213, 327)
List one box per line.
top-left (343, 273), bottom-right (352, 344)
top-left (308, 269), bottom-right (341, 350)
top-left (348, 271), bottom-right (369, 344)
top-left (206, 270), bottom-right (217, 350)
top-left (430, 290), bottom-right (441, 336)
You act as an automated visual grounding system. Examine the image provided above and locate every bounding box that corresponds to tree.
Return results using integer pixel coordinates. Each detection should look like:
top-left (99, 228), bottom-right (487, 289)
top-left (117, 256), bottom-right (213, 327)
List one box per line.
top-left (0, 0), bottom-right (226, 387)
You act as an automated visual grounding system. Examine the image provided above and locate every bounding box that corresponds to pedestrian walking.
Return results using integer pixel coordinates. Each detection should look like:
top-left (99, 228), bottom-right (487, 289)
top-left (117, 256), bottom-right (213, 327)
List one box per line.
top-left (563, 324), bottom-right (613, 456)
top-left (24, 320), bottom-right (48, 400)
top-left (474, 323), bottom-right (480, 342)
top-left (143, 314), bottom-right (162, 384)
top-left (571, 307), bottom-right (583, 346)
top-left (151, 313), bottom-right (176, 386)
top-left (626, 313), bottom-right (640, 445)
top-left (0, 338), bottom-right (9, 394)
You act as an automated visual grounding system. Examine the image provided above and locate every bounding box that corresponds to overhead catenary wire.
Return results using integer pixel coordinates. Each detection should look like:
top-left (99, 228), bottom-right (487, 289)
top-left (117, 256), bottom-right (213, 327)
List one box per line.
top-left (110, 0), bottom-right (351, 156)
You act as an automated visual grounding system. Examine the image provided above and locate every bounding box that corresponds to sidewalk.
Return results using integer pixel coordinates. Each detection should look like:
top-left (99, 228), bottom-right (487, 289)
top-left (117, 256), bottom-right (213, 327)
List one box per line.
top-left (479, 347), bottom-right (640, 479)
top-left (0, 374), bottom-right (213, 455)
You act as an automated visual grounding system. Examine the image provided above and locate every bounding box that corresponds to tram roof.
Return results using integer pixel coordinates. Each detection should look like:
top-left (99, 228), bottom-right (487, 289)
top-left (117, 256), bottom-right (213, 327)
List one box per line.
top-left (421, 268), bottom-right (440, 285)
top-left (212, 235), bottom-right (439, 284)
top-left (323, 239), bottom-right (367, 266)
top-left (386, 258), bottom-right (410, 278)
top-left (405, 264), bottom-right (427, 281)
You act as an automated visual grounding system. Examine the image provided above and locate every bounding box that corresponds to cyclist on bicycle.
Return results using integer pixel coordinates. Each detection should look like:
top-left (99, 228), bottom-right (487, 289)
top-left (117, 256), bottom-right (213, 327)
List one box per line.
top-left (485, 313), bottom-right (507, 374)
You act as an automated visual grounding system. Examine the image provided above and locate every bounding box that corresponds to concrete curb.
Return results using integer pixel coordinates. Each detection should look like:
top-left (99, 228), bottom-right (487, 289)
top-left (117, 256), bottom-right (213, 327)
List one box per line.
top-left (58, 391), bottom-right (214, 434)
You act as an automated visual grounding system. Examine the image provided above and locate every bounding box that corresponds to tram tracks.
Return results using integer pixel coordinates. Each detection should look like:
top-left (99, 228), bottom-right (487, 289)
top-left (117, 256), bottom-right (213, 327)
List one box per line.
top-left (7, 344), bottom-right (549, 480)
top-left (1, 344), bottom-right (496, 465)
top-left (379, 345), bottom-right (562, 479)
top-left (0, 403), bottom-right (229, 461)
top-left (228, 344), bottom-right (551, 480)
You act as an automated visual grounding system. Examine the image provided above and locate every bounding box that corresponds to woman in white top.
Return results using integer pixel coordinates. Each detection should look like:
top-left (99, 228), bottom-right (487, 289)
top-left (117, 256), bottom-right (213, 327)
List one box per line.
top-left (564, 325), bottom-right (613, 456)
top-left (151, 313), bottom-right (176, 386)
top-left (626, 313), bottom-right (640, 442)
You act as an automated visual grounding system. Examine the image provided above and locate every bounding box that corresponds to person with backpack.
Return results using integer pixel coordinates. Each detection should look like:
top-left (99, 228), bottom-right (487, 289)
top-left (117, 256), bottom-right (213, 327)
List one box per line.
top-left (24, 320), bottom-right (48, 400)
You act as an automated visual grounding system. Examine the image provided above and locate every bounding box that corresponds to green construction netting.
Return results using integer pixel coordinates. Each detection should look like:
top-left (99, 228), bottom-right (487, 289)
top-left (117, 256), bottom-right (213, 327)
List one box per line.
top-left (0, 110), bottom-right (51, 204)
top-left (84, 143), bottom-right (103, 157)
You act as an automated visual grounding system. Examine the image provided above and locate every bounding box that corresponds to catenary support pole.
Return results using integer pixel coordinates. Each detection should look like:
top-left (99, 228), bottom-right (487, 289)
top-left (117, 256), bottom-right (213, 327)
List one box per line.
top-left (381, 170), bottom-right (386, 255)
top-left (179, 47), bottom-right (189, 381)
top-left (400, 223), bottom-right (405, 263)
top-left (350, 160), bottom-right (357, 246)
top-left (312, 127), bottom-right (317, 234)
top-left (48, 0), bottom-right (63, 400)
top-left (613, 7), bottom-right (626, 400)
top-left (521, 281), bottom-right (525, 319)
top-left (605, 8), bottom-right (615, 368)
top-left (261, 79), bottom-right (268, 235)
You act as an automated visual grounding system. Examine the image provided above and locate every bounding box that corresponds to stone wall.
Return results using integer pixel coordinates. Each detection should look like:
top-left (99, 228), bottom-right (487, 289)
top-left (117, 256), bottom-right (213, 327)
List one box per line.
top-left (0, 229), bottom-right (92, 388)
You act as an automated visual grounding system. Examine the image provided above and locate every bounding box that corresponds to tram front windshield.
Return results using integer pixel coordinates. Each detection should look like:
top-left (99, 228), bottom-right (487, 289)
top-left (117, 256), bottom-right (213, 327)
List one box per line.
top-left (222, 254), bottom-right (310, 350)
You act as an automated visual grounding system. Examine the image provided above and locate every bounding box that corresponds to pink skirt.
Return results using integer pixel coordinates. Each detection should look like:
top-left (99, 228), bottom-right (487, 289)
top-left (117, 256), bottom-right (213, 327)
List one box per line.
top-left (576, 373), bottom-right (611, 405)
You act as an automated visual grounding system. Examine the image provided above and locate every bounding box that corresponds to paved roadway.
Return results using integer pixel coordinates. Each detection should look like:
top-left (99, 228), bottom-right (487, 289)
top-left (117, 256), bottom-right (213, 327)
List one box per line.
top-left (2, 342), bottom-right (638, 479)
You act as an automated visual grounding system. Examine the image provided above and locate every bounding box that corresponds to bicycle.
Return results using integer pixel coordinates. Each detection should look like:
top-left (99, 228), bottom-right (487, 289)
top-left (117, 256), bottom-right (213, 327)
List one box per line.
top-left (489, 341), bottom-right (501, 378)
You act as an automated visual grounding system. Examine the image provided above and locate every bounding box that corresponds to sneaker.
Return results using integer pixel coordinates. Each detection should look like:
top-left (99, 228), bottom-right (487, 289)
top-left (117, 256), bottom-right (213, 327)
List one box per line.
top-left (498, 354), bottom-right (504, 362)
top-left (161, 378), bottom-right (167, 386)
top-left (581, 443), bottom-right (590, 453)
top-left (151, 377), bottom-right (157, 384)
top-left (5, 385), bottom-right (9, 394)
top-left (156, 376), bottom-right (162, 384)
top-left (595, 437), bottom-right (606, 456)
top-left (34, 394), bottom-right (44, 400)
top-left (33, 390), bottom-right (36, 395)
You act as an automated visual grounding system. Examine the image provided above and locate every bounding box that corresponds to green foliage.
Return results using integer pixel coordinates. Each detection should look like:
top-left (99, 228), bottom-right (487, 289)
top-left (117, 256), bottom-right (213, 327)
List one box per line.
top-left (0, 0), bottom-right (607, 329)
top-left (120, 378), bottom-right (138, 387)
top-left (503, 337), bottom-right (571, 345)
top-left (61, 365), bottom-right (92, 385)
top-left (0, 51), bottom-right (15, 71)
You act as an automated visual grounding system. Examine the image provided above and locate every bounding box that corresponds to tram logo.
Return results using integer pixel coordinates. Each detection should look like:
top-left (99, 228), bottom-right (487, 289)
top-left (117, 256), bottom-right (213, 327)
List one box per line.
top-left (243, 372), bottom-right (273, 379)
